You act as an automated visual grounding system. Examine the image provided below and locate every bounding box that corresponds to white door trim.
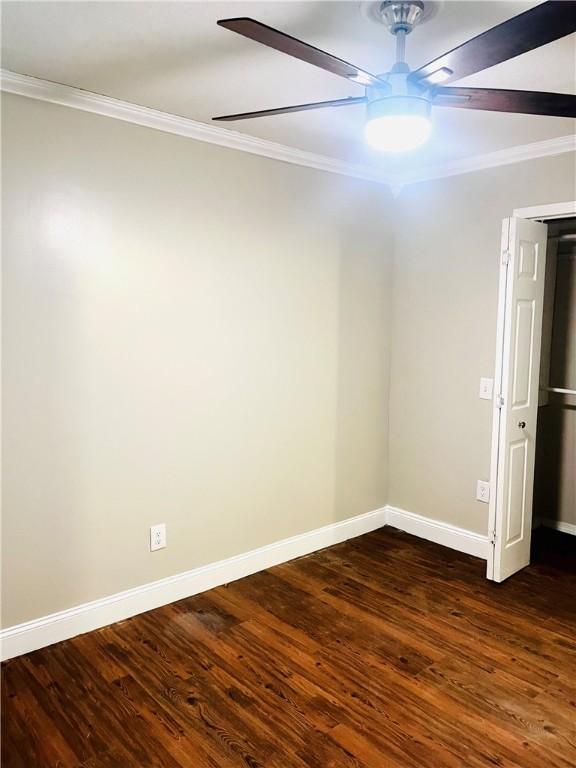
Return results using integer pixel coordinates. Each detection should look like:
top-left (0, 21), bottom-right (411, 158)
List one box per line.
top-left (486, 219), bottom-right (512, 579)
top-left (513, 201), bottom-right (576, 220)
top-left (487, 200), bottom-right (576, 580)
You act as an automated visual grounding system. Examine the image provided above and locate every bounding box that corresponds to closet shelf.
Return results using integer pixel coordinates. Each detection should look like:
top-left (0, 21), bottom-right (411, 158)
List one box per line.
top-left (542, 386), bottom-right (576, 396)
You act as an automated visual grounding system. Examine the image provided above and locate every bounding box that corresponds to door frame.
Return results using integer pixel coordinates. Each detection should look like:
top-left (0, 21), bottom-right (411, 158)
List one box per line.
top-left (486, 200), bottom-right (576, 580)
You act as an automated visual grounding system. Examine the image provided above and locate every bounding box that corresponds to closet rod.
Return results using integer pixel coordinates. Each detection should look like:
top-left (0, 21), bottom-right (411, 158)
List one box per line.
top-left (542, 386), bottom-right (576, 395)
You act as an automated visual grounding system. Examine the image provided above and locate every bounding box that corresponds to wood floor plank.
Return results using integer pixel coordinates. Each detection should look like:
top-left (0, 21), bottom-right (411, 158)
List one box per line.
top-left (2, 527), bottom-right (574, 767)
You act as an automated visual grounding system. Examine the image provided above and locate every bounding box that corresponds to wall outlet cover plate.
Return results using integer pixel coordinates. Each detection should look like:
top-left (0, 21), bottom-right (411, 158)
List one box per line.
top-left (479, 377), bottom-right (494, 400)
top-left (476, 480), bottom-right (491, 503)
top-left (150, 523), bottom-right (166, 551)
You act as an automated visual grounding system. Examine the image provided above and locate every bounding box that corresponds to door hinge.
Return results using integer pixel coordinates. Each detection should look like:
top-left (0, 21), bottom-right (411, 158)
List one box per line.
top-left (489, 529), bottom-right (497, 544)
top-left (501, 249), bottom-right (511, 266)
top-left (496, 395), bottom-right (505, 409)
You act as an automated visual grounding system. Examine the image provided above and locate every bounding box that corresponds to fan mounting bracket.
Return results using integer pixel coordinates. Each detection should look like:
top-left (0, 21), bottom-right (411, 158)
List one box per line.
top-left (378, 1), bottom-right (425, 35)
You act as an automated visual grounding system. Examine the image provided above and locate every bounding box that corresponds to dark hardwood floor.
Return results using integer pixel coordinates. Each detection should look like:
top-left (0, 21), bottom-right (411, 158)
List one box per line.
top-left (2, 526), bottom-right (575, 767)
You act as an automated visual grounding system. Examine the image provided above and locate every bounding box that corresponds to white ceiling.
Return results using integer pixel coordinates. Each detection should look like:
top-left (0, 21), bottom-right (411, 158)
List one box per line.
top-left (2, 1), bottom-right (575, 172)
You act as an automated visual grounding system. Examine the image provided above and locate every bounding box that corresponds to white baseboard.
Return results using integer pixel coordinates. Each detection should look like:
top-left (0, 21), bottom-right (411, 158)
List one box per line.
top-left (0, 507), bottom-right (387, 661)
top-left (540, 517), bottom-right (576, 536)
top-left (385, 505), bottom-right (491, 560)
top-left (0, 505), bottom-right (494, 661)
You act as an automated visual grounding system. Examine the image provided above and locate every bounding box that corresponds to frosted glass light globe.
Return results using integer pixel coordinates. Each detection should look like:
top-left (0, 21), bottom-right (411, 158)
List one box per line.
top-left (365, 114), bottom-right (432, 152)
top-left (365, 96), bottom-right (432, 153)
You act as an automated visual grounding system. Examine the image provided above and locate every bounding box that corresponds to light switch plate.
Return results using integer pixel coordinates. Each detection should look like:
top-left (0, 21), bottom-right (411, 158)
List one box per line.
top-left (479, 377), bottom-right (494, 400)
top-left (476, 480), bottom-right (490, 503)
top-left (150, 523), bottom-right (166, 551)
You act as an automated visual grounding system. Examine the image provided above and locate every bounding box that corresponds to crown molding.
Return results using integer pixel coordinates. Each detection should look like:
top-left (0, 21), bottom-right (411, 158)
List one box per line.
top-left (0, 69), bottom-right (392, 187)
top-left (394, 134), bottom-right (576, 188)
top-left (1, 69), bottom-right (574, 191)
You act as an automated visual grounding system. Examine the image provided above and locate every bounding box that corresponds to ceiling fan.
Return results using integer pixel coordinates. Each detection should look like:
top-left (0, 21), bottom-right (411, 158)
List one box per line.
top-left (213, 1), bottom-right (576, 152)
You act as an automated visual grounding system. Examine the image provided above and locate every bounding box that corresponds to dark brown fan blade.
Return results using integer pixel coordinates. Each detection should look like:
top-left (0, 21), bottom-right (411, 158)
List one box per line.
top-left (213, 96), bottom-right (367, 121)
top-left (410, 1), bottom-right (576, 86)
top-left (218, 17), bottom-right (383, 87)
top-left (433, 87), bottom-right (576, 118)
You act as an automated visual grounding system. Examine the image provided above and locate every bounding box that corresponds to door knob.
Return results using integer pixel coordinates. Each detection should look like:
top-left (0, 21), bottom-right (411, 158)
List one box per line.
top-left (518, 421), bottom-right (526, 429)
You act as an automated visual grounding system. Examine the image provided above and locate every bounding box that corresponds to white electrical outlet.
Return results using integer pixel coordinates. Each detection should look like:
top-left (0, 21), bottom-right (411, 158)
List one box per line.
top-left (479, 377), bottom-right (494, 400)
top-left (150, 523), bottom-right (166, 551)
top-left (476, 480), bottom-right (490, 504)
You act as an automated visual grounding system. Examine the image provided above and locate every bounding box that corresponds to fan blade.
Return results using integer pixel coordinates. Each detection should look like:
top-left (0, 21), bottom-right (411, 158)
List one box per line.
top-left (213, 96), bottom-right (367, 121)
top-left (433, 87), bottom-right (576, 118)
top-left (410, 1), bottom-right (576, 86)
top-left (218, 17), bottom-right (382, 87)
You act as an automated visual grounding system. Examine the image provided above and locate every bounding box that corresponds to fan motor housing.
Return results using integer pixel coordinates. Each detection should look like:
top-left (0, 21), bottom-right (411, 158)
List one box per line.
top-left (366, 63), bottom-right (429, 103)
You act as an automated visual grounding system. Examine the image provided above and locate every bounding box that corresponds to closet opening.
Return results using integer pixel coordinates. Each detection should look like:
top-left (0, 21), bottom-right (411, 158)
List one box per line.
top-left (532, 217), bottom-right (576, 568)
top-left (487, 202), bottom-right (575, 582)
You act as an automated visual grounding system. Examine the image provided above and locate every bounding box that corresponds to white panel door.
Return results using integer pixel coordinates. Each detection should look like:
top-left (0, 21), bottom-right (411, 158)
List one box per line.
top-left (492, 216), bottom-right (548, 582)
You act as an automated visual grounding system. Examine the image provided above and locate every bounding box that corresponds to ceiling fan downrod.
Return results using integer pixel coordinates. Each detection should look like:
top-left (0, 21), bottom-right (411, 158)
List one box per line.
top-left (379, 0), bottom-right (424, 66)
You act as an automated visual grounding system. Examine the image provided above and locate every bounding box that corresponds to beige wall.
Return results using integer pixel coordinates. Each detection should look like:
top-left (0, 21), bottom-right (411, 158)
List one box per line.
top-left (388, 156), bottom-right (576, 535)
top-left (3, 92), bottom-right (575, 629)
top-left (2, 94), bottom-right (393, 627)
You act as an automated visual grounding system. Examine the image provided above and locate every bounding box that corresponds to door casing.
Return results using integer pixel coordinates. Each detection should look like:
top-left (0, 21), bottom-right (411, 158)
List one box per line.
top-left (486, 200), bottom-right (576, 581)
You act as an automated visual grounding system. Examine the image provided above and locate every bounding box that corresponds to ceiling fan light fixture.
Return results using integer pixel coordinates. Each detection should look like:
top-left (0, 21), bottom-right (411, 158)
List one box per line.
top-left (421, 66), bottom-right (453, 85)
top-left (365, 95), bottom-right (432, 152)
top-left (346, 72), bottom-right (375, 86)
